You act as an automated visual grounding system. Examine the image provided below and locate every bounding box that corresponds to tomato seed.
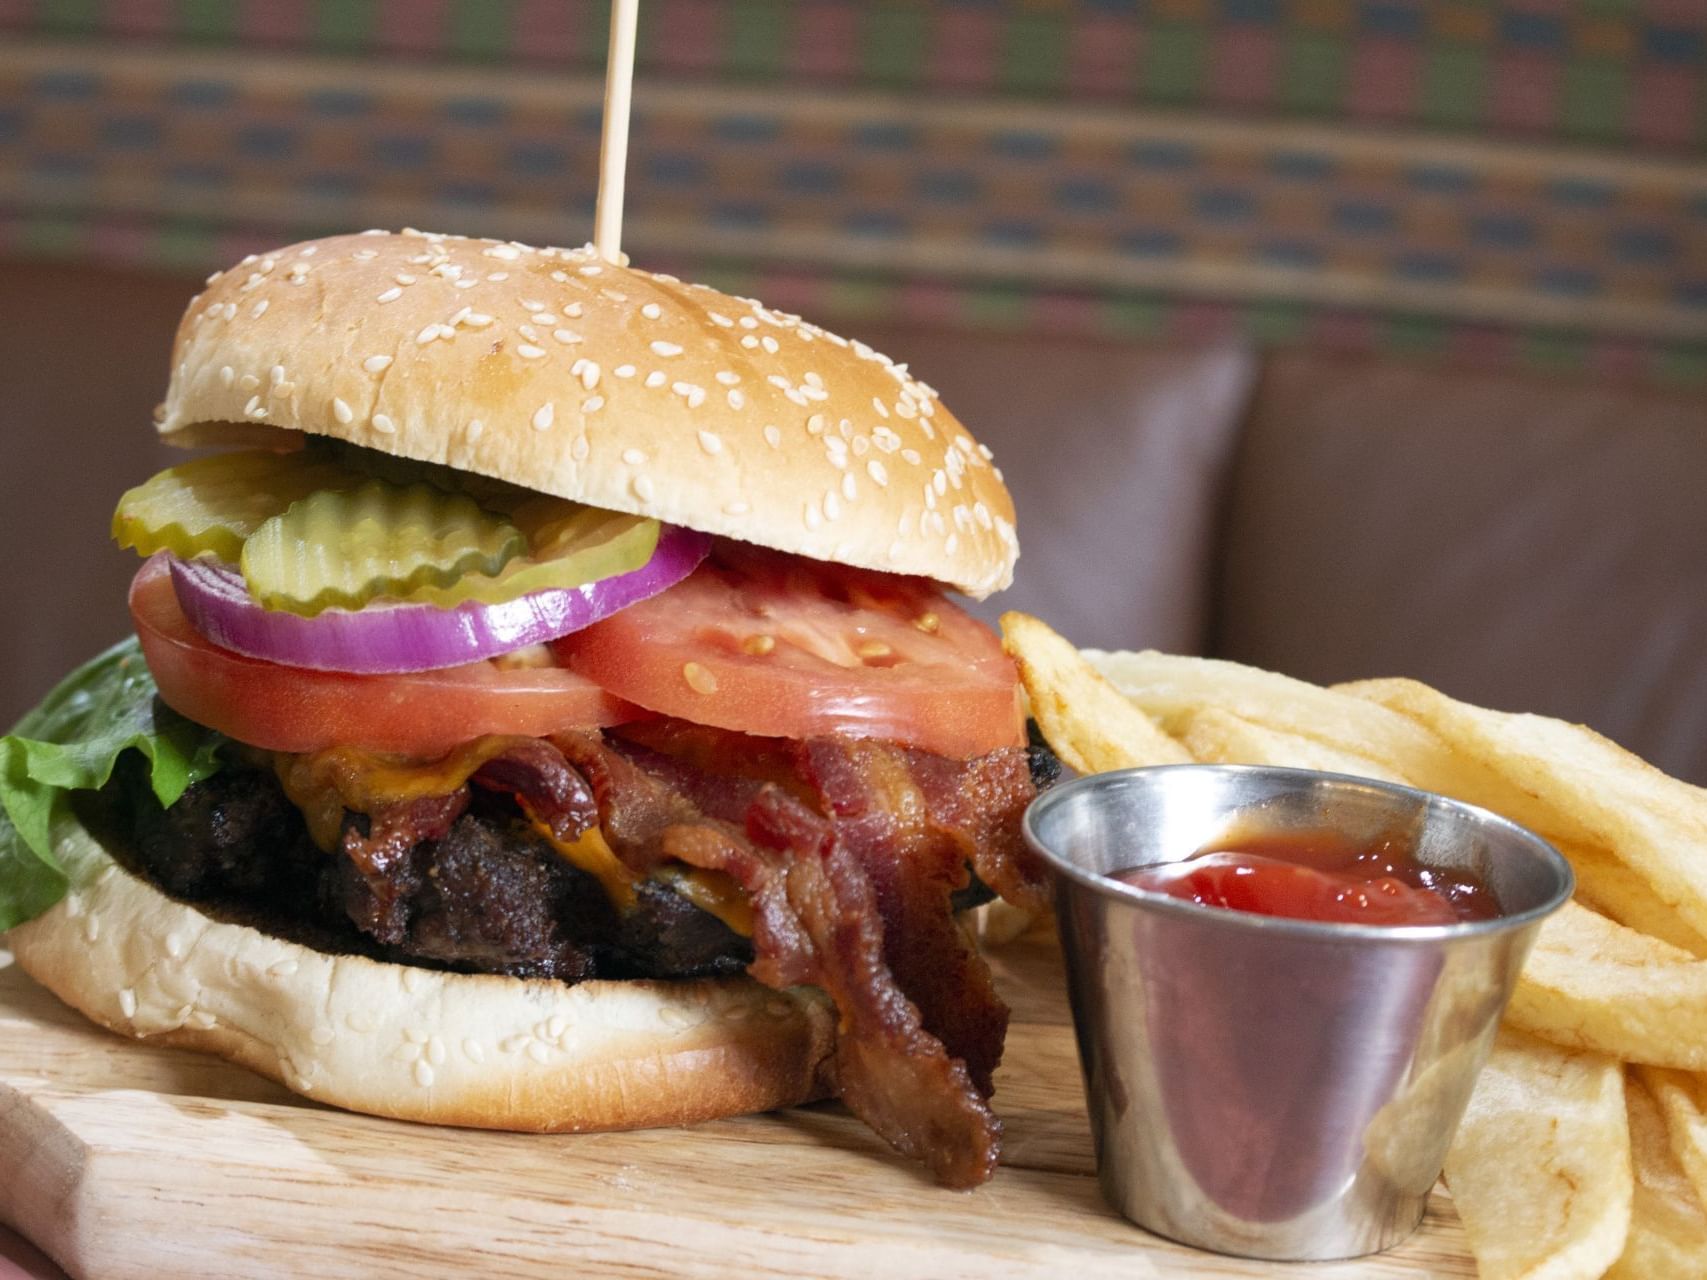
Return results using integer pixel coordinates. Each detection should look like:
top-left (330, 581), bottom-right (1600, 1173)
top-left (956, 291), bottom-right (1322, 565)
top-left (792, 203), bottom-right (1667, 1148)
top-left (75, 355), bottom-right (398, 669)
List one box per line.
top-left (914, 612), bottom-right (940, 634)
top-left (857, 641), bottom-right (893, 660)
top-left (742, 634), bottom-right (777, 656)
top-left (682, 661), bottom-right (719, 695)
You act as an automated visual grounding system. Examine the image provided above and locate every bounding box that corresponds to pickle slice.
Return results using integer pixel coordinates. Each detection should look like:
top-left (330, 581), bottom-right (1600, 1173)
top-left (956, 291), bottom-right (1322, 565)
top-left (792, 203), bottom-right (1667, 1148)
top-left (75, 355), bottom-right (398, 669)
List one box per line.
top-left (112, 450), bottom-right (357, 563)
top-left (241, 481), bottom-right (527, 616)
top-left (399, 499), bottom-right (661, 607)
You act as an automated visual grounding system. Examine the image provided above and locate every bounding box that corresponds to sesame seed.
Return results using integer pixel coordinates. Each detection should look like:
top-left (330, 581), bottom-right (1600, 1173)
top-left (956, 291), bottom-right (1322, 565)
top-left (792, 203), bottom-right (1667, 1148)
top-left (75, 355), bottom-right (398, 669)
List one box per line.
top-left (519, 324), bottom-right (540, 342)
top-left (739, 316), bottom-right (759, 329)
top-left (579, 361), bottom-right (601, 390)
top-left (517, 344), bottom-right (546, 359)
top-left (641, 303), bottom-right (662, 319)
top-left (872, 397), bottom-right (890, 418)
top-left (682, 662), bottom-right (718, 695)
top-left (727, 390), bottom-right (746, 409)
top-left (804, 371), bottom-right (824, 388)
top-left (332, 397), bottom-right (354, 424)
top-left (715, 370), bottom-right (740, 385)
top-left (804, 501), bottom-right (823, 530)
top-left (742, 634), bottom-right (776, 656)
top-left (581, 395), bottom-right (605, 413)
top-left (243, 395), bottom-right (266, 419)
top-left (372, 413), bottom-right (396, 433)
top-left (934, 471), bottom-right (948, 495)
top-left (763, 425), bottom-right (782, 448)
top-left (521, 299), bottom-right (544, 311)
top-left (453, 278), bottom-right (477, 289)
top-left (867, 459), bottom-right (889, 487)
top-left (239, 373), bottom-right (260, 391)
top-left (645, 371), bottom-right (666, 388)
top-left (673, 381), bottom-right (706, 408)
top-left (761, 336), bottom-right (779, 354)
top-left (467, 418), bottom-right (485, 441)
top-left (578, 264), bottom-right (603, 276)
top-left (615, 364), bottom-right (636, 378)
top-left (532, 403), bottom-right (555, 430)
top-left (417, 324), bottom-right (444, 344)
top-left (651, 341), bottom-right (683, 357)
top-left (395, 273), bottom-right (417, 285)
top-left (119, 988), bottom-right (138, 1019)
top-left (852, 435), bottom-right (870, 456)
top-left (740, 335), bottom-right (759, 349)
top-left (946, 532), bottom-right (959, 555)
top-left (571, 435), bottom-right (589, 460)
top-left (376, 287), bottom-right (403, 303)
top-left (698, 430), bottom-right (722, 455)
top-left (251, 299), bottom-right (270, 318)
top-left (901, 448), bottom-right (922, 465)
top-left (841, 473), bottom-right (857, 501)
top-left (824, 492), bottom-right (841, 520)
top-left (219, 365), bottom-right (235, 387)
top-left (485, 245), bottom-right (521, 260)
top-left (623, 447), bottom-right (647, 465)
top-left (632, 474), bottom-right (656, 501)
top-left (709, 311), bottom-right (734, 327)
top-left (363, 355), bottom-right (393, 374)
top-left (464, 312), bottom-right (494, 327)
top-left (565, 302), bottom-right (584, 317)
top-left (601, 289), bottom-right (628, 303)
top-left (784, 388), bottom-right (808, 407)
top-left (974, 502), bottom-right (993, 529)
top-left (448, 305), bottom-right (472, 326)
top-left (553, 328), bottom-right (583, 345)
top-left (354, 249), bottom-right (378, 260)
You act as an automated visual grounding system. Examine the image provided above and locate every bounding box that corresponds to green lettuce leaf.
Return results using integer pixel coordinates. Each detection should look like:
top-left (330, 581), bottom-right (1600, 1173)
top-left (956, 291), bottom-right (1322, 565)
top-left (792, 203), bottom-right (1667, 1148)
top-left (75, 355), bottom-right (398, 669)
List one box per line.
top-left (0, 637), bottom-right (224, 929)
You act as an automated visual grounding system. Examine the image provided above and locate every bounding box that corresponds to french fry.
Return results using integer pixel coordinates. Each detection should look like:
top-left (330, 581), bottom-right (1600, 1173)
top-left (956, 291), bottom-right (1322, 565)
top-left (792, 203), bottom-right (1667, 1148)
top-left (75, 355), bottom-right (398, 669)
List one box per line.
top-left (1087, 651), bottom-right (1566, 839)
top-left (1607, 1074), bottom-right (1707, 1278)
top-left (1174, 705), bottom-right (1410, 783)
top-left (1639, 1067), bottom-right (1707, 1212)
top-left (1567, 842), bottom-right (1707, 960)
top-left (1000, 615), bottom-right (1191, 774)
top-left (1342, 678), bottom-right (1707, 940)
top-left (1508, 901), bottom-right (1707, 1070)
top-left (1445, 1029), bottom-right (1631, 1280)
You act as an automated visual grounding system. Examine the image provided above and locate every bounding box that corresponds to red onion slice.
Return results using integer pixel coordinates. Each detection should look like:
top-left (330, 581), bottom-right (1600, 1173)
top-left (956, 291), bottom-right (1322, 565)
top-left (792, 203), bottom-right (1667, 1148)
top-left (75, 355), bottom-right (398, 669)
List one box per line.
top-left (168, 524), bottom-right (709, 674)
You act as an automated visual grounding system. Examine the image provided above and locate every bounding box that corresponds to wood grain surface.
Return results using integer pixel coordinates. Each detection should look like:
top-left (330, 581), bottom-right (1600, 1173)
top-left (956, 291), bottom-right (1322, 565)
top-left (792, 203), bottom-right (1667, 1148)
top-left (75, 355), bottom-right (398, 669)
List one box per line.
top-left (0, 940), bottom-right (1476, 1279)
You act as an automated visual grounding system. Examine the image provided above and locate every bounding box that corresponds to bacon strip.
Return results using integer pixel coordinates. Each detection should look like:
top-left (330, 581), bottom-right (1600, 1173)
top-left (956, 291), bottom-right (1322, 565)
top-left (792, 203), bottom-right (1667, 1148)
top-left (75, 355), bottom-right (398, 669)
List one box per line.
top-left (556, 727), bottom-right (1036, 1187)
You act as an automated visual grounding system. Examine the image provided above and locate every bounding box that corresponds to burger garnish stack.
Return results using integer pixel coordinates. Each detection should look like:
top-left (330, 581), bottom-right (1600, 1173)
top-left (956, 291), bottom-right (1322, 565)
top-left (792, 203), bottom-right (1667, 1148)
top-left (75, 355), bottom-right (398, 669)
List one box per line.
top-left (0, 229), bottom-right (1047, 1189)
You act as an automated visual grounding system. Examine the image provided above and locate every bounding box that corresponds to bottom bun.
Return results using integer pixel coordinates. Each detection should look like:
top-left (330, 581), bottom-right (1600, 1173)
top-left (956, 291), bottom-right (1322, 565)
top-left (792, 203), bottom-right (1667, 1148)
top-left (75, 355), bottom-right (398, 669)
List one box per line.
top-left (7, 810), bottom-right (837, 1131)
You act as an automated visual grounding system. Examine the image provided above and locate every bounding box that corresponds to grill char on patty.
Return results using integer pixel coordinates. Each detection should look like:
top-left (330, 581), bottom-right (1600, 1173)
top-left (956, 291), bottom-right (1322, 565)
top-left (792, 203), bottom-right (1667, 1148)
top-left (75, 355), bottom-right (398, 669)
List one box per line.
top-left (104, 754), bottom-right (752, 981)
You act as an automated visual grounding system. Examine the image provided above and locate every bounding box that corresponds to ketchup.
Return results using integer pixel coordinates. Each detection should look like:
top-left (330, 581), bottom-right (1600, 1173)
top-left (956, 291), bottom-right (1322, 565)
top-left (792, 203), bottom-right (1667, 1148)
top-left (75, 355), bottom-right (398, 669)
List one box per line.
top-left (1110, 832), bottom-right (1500, 926)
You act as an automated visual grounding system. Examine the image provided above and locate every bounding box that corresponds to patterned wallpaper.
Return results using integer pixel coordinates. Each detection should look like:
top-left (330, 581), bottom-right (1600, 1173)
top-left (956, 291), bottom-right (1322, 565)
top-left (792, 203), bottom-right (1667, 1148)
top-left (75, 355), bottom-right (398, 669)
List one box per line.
top-left (2, 1), bottom-right (1704, 382)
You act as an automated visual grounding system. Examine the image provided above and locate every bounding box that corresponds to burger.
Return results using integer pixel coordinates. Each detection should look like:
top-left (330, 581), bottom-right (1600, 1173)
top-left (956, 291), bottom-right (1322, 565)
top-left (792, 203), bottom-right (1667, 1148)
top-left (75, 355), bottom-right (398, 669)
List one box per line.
top-left (0, 229), bottom-right (1046, 1188)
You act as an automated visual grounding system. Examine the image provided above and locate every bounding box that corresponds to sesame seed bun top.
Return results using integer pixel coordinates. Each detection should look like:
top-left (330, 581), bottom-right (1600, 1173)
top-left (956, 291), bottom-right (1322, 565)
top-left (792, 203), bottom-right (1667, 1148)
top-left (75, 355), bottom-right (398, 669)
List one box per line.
top-left (159, 229), bottom-right (1019, 598)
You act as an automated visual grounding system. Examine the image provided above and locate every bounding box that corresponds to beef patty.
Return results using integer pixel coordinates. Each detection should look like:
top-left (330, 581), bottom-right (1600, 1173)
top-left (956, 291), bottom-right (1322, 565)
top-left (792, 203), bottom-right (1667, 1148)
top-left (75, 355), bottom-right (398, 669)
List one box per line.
top-left (98, 753), bottom-right (752, 982)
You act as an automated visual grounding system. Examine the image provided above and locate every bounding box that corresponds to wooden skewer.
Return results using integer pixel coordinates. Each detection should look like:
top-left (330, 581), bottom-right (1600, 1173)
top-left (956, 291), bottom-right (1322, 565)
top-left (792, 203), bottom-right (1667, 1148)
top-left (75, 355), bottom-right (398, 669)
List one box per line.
top-left (593, 0), bottom-right (640, 265)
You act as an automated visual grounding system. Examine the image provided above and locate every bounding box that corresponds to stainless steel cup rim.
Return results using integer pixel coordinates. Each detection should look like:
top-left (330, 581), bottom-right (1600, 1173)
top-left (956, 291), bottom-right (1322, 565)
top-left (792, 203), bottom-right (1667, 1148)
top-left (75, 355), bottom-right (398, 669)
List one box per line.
top-left (1023, 764), bottom-right (1575, 945)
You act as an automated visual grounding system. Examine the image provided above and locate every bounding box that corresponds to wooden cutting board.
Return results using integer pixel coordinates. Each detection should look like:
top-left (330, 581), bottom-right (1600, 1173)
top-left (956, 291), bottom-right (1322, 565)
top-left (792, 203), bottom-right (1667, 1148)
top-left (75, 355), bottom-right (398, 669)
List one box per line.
top-left (0, 939), bottom-right (1475, 1279)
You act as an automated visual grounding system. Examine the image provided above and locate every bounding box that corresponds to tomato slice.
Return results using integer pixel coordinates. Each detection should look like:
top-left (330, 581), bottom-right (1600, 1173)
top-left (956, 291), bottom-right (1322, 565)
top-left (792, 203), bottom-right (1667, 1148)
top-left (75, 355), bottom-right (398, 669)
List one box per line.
top-left (130, 556), bottom-right (636, 756)
top-left (553, 543), bottom-right (1024, 759)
